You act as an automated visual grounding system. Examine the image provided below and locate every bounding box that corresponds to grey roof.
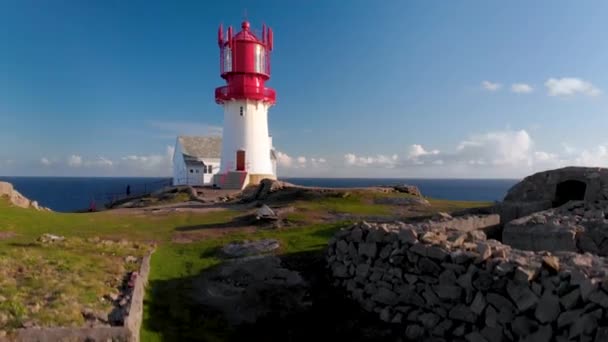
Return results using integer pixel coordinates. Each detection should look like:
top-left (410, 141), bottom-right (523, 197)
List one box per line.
top-left (178, 136), bottom-right (222, 159)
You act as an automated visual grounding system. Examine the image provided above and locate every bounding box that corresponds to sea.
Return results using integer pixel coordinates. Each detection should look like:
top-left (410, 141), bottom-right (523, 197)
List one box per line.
top-left (0, 177), bottom-right (519, 213)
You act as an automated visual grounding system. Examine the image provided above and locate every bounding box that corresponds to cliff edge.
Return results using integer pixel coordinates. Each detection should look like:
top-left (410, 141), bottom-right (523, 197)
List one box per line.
top-left (0, 181), bottom-right (50, 211)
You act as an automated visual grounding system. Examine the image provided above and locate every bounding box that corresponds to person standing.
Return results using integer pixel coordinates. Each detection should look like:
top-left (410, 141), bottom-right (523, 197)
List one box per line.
top-left (126, 184), bottom-right (131, 197)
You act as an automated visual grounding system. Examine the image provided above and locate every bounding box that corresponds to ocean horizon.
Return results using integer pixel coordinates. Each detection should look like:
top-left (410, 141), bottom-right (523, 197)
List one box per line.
top-left (0, 176), bottom-right (519, 213)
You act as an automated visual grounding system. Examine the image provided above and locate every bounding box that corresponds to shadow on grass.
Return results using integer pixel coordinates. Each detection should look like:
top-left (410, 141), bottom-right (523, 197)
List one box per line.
top-left (7, 242), bottom-right (41, 248)
top-left (174, 214), bottom-right (257, 232)
top-left (142, 249), bottom-right (399, 342)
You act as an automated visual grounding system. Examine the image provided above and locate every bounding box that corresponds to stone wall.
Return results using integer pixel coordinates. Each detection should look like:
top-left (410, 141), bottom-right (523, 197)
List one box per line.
top-left (504, 167), bottom-right (608, 203)
top-left (504, 201), bottom-right (608, 256)
top-left (327, 220), bottom-right (608, 341)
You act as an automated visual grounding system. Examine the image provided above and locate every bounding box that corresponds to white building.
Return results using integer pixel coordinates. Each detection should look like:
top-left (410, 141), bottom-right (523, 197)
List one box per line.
top-left (172, 136), bottom-right (222, 186)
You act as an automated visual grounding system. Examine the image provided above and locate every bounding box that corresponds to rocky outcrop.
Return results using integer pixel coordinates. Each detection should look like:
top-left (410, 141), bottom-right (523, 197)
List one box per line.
top-left (193, 255), bottom-right (308, 324)
top-left (387, 184), bottom-right (423, 197)
top-left (328, 220), bottom-right (608, 341)
top-left (0, 182), bottom-right (49, 211)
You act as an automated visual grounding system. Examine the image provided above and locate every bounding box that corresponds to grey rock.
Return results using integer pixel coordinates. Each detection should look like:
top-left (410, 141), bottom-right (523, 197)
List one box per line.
top-left (358, 242), bottom-right (377, 258)
top-left (465, 332), bottom-right (488, 342)
top-left (535, 292), bottom-right (560, 323)
top-left (506, 281), bottom-right (539, 312)
top-left (449, 304), bottom-right (476, 323)
top-left (560, 288), bottom-right (580, 310)
top-left (398, 228), bottom-right (418, 244)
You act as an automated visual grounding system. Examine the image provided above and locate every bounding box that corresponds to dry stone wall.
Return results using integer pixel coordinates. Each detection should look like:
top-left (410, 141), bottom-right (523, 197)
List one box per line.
top-left (504, 201), bottom-right (608, 256)
top-left (327, 220), bottom-right (608, 341)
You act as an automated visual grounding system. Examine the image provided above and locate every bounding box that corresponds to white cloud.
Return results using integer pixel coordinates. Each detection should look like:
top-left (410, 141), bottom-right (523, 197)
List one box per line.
top-left (407, 144), bottom-right (440, 164)
top-left (511, 83), bottom-right (534, 94)
top-left (276, 151), bottom-right (293, 168)
top-left (68, 155), bottom-right (83, 167)
top-left (455, 130), bottom-right (532, 166)
top-left (545, 77), bottom-right (601, 97)
top-left (85, 157), bottom-right (113, 168)
top-left (276, 151), bottom-right (327, 170)
top-left (481, 81), bottom-right (501, 91)
top-left (41, 157), bottom-right (51, 166)
top-left (344, 153), bottom-right (399, 168)
top-left (310, 158), bottom-right (327, 168)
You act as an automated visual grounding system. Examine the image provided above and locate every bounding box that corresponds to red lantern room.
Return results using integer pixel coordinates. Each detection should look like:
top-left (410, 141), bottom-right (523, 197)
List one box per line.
top-left (215, 21), bottom-right (276, 104)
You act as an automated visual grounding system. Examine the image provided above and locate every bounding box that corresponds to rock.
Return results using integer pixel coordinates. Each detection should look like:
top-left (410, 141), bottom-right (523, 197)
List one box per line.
top-left (523, 324), bottom-right (552, 342)
top-left (222, 239), bottom-right (280, 258)
top-left (484, 305), bottom-right (498, 328)
top-left (542, 255), bottom-right (560, 273)
top-left (477, 243), bottom-right (492, 262)
top-left (418, 312), bottom-right (440, 328)
top-left (434, 285), bottom-right (462, 300)
top-left (589, 289), bottom-right (608, 308)
top-left (124, 255), bottom-right (138, 263)
top-left (392, 184), bottom-right (422, 197)
top-left (38, 233), bottom-right (65, 243)
top-left (506, 281), bottom-right (539, 312)
top-left (449, 304), bottom-right (476, 323)
top-left (350, 227), bottom-right (363, 242)
top-left (193, 256), bottom-right (307, 324)
top-left (372, 287), bottom-right (398, 305)
top-left (465, 332), bottom-right (488, 342)
top-left (256, 204), bottom-right (278, 220)
top-left (434, 212), bottom-right (452, 220)
top-left (405, 324), bottom-right (425, 340)
top-left (535, 292), bottom-right (560, 323)
top-left (470, 292), bottom-right (486, 315)
top-left (569, 313), bottom-right (598, 339)
top-left (560, 288), bottom-right (580, 310)
top-left (512, 315), bottom-right (538, 337)
top-left (557, 309), bottom-right (584, 328)
top-left (358, 242), bottom-right (377, 258)
top-left (513, 266), bottom-right (536, 283)
top-left (398, 228), bottom-right (418, 244)
top-left (418, 257), bottom-right (441, 274)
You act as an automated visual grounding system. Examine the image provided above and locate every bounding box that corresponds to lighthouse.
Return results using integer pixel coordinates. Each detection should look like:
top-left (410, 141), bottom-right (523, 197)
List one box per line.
top-left (214, 20), bottom-right (277, 189)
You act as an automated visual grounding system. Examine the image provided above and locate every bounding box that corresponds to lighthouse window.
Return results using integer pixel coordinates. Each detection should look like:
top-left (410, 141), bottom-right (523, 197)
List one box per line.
top-left (254, 45), bottom-right (266, 74)
top-left (223, 47), bottom-right (232, 73)
top-left (239, 106), bottom-right (243, 116)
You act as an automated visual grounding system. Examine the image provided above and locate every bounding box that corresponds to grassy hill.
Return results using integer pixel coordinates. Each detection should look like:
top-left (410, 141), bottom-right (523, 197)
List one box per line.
top-left (0, 191), bottom-right (490, 340)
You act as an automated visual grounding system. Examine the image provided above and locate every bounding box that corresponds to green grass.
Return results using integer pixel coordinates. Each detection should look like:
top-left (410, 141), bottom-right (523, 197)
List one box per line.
top-left (0, 237), bottom-right (150, 329)
top-left (294, 193), bottom-right (392, 216)
top-left (427, 198), bottom-right (493, 212)
top-left (141, 221), bottom-right (347, 342)
top-left (0, 191), bottom-right (489, 337)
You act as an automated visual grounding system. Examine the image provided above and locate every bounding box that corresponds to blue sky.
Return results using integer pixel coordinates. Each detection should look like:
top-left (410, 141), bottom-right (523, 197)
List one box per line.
top-left (1, 0), bottom-right (607, 178)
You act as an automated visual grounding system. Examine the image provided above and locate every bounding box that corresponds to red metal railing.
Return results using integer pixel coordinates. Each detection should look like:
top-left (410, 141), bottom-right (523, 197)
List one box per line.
top-left (215, 85), bottom-right (276, 104)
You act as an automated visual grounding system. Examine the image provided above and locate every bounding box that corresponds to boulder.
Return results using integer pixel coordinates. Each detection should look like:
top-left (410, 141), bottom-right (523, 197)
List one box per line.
top-left (193, 256), bottom-right (307, 324)
top-left (256, 204), bottom-right (278, 220)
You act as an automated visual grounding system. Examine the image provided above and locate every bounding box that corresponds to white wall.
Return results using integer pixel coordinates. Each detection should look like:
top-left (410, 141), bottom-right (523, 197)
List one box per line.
top-left (173, 138), bottom-right (222, 186)
top-left (220, 99), bottom-right (274, 176)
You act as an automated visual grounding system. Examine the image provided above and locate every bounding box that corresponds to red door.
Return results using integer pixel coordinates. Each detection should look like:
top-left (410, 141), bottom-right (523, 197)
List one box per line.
top-left (236, 150), bottom-right (245, 171)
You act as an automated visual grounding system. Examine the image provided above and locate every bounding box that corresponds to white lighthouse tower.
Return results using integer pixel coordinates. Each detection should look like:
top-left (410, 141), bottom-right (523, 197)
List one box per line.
top-left (214, 21), bottom-right (277, 189)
